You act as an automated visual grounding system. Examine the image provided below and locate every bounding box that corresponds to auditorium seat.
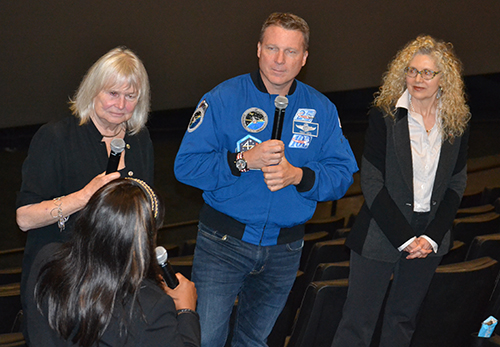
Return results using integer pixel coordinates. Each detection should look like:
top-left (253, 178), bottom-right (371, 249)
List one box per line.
top-left (180, 238), bottom-right (197, 256)
top-left (304, 216), bottom-right (344, 237)
top-left (296, 239), bottom-right (350, 300)
top-left (456, 204), bottom-right (495, 219)
top-left (289, 239), bottom-right (350, 330)
top-left (452, 212), bottom-right (500, 248)
top-left (439, 240), bottom-right (467, 265)
top-left (460, 190), bottom-right (484, 208)
top-left (312, 261), bottom-right (350, 282)
top-left (0, 283), bottom-right (22, 335)
top-left (470, 333), bottom-right (500, 347)
top-left (332, 227), bottom-right (350, 239)
top-left (409, 257), bottom-right (499, 347)
top-left (0, 268), bottom-right (21, 286)
top-left (0, 248), bottom-right (24, 271)
top-left (466, 234), bottom-right (500, 262)
top-left (299, 231), bottom-right (331, 271)
top-left (285, 279), bottom-right (348, 347)
top-left (0, 332), bottom-right (25, 347)
top-left (156, 220), bottom-right (199, 251)
top-left (309, 201), bottom-right (336, 221)
top-left (169, 254), bottom-right (194, 280)
top-left (481, 186), bottom-right (500, 206)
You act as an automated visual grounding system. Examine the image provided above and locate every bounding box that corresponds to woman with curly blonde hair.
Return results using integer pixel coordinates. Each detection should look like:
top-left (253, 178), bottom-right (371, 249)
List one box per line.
top-left (332, 36), bottom-right (471, 347)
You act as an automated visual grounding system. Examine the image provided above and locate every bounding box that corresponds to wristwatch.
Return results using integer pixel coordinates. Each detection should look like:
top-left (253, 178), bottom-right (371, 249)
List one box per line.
top-left (235, 152), bottom-right (249, 172)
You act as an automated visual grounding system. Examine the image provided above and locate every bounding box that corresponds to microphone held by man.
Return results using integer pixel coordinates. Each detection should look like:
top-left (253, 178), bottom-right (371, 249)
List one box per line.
top-left (271, 95), bottom-right (288, 140)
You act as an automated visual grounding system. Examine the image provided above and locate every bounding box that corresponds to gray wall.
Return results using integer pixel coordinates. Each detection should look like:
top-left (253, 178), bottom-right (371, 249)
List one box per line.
top-left (1, 1), bottom-right (499, 128)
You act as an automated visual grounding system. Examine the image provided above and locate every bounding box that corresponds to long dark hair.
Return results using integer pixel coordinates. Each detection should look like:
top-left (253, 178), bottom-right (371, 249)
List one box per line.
top-left (34, 178), bottom-right (164, 346)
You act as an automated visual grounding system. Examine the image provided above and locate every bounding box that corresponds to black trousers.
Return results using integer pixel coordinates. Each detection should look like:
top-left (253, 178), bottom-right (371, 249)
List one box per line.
top-left (332, 213), bottom-right (443, 347)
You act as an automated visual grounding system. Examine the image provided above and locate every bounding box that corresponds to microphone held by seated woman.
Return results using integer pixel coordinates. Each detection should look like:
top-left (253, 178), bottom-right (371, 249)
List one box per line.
top-left (25, 178), bottom-right (200, 346)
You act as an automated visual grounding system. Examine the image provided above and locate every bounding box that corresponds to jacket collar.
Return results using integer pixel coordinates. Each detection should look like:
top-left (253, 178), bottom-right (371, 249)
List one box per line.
top-left (250, 69), bottom-right (297, 95)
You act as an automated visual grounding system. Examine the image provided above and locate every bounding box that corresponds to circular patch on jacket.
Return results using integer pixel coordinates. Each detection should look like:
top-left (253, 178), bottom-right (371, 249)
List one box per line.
top-left (188, 100), bottom-right (208, 133)
top-left (241, 107), bottom-right (268, 133)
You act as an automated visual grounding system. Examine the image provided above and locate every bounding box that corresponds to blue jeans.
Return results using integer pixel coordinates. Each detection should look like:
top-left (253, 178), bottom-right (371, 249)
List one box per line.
top-left (192, 222), bottom-right (303, 347)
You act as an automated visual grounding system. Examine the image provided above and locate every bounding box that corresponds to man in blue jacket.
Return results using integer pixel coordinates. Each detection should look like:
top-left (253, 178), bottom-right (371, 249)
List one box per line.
top-left (174, 12), bottom-right (358, 347)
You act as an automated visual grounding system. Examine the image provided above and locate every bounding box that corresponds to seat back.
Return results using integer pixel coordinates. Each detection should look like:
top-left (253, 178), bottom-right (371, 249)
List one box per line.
top-left (439, 240), bottom-right (467, 265)
top-left (453, 212), bottom-right (500, 248)
top-left (0, 332), bottom-right (25, 347)
top-left (287, 279), bottom-right (348, 347)
top-left (291, 239), bottom-right (350, 318)
top-left (0, 248), bottom-right (24, 271)
top-left (302, 239), bottom-right (350, 285)
top-left (0, 268), bottom-right (22, 286)
top-left (481, 186), bottom-right (500, 206)
top-left (312, 261), bottom-right (350, 282)
top-left (299, 231), bottom-right (331, 271)
top-left (304, 216), bottom-right (344, 237)
top-left (156, 220), bottom-right (199, 251)
top-left (169, 255), bottom-right (194, 280)
top-left (466, 234), bottom-right (500, 262)
top-left (0, 283), bottom-right (22, 335)
top-left (456, 204), bottom-right (495, 219)
top-left (410, 257), bottom-right (499, 347)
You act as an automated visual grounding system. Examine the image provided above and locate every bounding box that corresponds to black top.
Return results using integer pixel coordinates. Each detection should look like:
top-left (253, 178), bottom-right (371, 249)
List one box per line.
top-left (26, 243), bottom-right (201, 346)
top-left (17, 115), bottom-right (154, 301)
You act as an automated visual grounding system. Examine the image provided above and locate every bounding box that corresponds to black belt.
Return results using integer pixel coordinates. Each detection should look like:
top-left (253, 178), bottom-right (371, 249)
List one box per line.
top-left (199, 203), bottom-right (305, 244)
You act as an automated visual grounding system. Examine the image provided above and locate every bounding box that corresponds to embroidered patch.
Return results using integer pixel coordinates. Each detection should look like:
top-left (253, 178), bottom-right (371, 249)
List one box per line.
top-left (241, 107), bottom-right (268, 133)
top-left (288, 134), bottom-right (311, 149)
top-left (236, 135), bottom-right (262, 152)
top-left (293, 108), bottom-right (316, 122)
top-left (293, 120), bottom-right (319, 137)
top-left (188, 100), bottom-right (208, 133)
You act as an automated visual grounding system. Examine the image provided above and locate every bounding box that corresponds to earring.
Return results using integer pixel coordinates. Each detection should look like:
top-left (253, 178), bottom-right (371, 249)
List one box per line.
top-left (436, 87), bottom-right (442, 99)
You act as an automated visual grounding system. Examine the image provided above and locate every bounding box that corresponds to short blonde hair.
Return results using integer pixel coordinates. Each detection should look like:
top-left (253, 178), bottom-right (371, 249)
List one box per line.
top-left (69, 47), bottom-right (150, 135)
top-left (260, 12), bottom-right (310, 51)
top-left (374, 35), bottom-right (470, 141)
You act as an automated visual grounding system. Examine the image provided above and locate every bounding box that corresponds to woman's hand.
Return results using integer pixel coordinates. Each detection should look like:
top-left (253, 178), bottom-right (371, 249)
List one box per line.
top-left (405, 237), bottom-right (433, 259)
top-left (162, 273), bottom-right (197, 311)
top-left (16, 171), bottom-right (120, 231)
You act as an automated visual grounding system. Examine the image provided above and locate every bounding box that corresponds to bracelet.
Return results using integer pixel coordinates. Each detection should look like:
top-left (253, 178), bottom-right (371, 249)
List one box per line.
top-left (50, 197), bottom-right (69, 231)
top-left (176, 308), bottom-right (199, 318)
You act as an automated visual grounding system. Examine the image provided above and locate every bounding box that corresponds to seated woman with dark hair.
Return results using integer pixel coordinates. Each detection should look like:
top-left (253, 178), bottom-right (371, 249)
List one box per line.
top-left (24, 178), bottom-right (200, 346)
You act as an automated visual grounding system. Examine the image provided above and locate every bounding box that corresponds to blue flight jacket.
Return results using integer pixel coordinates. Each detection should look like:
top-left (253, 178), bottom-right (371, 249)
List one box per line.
top-left (174, 71), bottom-right (358, 246)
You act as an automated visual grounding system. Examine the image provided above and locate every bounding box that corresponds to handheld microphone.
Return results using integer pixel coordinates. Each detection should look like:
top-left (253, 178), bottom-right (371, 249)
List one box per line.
top-left (105, 138), bottom-right (126, 174)
top-left (271, 96), bottom-right (289, 140)
top-left (155, 246), bottom-right (179, 289)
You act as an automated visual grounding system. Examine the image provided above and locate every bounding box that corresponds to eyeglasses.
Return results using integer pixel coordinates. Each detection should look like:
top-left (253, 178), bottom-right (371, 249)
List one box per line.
top-left (405, 67), bottom-right (440, 80)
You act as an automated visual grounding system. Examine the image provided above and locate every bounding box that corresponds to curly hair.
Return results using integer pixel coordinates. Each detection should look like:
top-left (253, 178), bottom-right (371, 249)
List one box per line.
top-left (374, 35), bottom-right (470, 141)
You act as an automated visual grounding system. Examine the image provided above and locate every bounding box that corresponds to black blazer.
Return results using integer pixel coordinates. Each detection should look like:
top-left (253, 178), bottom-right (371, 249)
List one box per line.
top-left (346, 107), bottom-right (469, 263)
top-left (25, 243), bottom-right (201, 347)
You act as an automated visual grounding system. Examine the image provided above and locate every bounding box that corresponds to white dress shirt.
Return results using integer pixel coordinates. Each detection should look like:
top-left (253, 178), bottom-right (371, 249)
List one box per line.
top-left (396, 90), bottom-right (440, 253)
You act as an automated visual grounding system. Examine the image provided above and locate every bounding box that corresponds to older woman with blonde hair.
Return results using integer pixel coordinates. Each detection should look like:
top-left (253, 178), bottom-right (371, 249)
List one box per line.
top-left (332, 35), bottom-right (470, 347)
top-left (16, 47), bottom-right (155, 344)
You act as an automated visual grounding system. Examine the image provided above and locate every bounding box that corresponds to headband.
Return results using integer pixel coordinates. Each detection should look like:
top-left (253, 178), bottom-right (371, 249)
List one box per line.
top-left (125, 178), bottom-right (158, 218)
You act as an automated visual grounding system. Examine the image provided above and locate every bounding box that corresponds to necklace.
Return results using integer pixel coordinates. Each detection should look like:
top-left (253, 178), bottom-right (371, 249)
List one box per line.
top-left (409, 96), bottom-right (434, 135)
top-left (100, 125), bottom-right (125, 138)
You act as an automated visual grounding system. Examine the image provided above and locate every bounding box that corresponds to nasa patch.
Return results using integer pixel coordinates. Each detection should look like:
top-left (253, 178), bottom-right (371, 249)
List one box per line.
top-left (288, 134), bottom-right (311, 149)
top-left (293, 120), bottom-right (319, 137)
top-left (293, 108), bottom-right (316, 122)
top-left (236, 135), bottom-right (262, 152)
top-left (188, 100), bottom-right (208, 133)
top-left (241, 107), bottom-right (268, 133)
